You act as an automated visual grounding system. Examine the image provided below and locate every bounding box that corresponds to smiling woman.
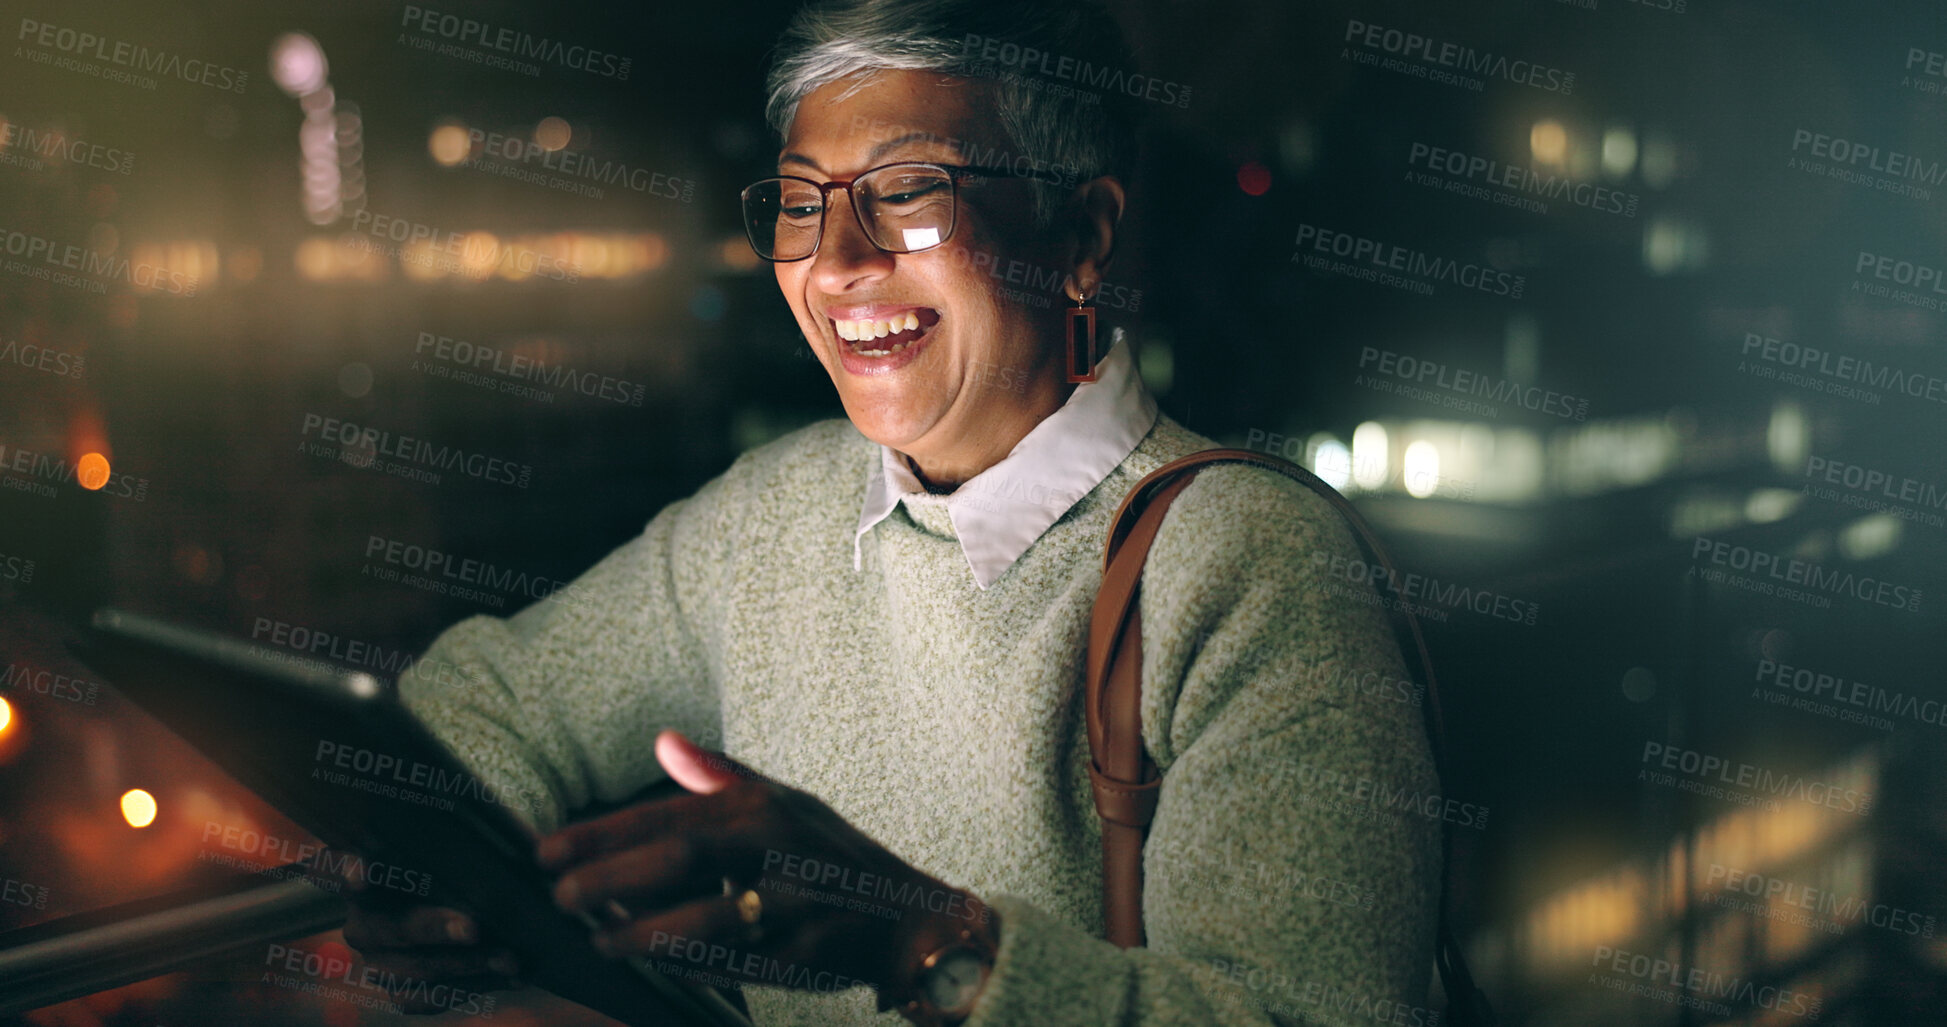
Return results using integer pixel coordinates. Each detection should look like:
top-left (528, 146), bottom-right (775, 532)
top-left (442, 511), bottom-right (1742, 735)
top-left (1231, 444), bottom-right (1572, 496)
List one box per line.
top-left (350, 1), bottom-right (1446, 1026)
top-left (762, 66), bottom-right (1126, 490)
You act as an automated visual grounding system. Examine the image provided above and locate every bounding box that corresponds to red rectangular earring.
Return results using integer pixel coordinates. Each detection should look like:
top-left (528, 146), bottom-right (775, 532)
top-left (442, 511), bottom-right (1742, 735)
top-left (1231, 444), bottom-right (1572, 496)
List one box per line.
top-left (1065, 293), bottom-right (1098, 383)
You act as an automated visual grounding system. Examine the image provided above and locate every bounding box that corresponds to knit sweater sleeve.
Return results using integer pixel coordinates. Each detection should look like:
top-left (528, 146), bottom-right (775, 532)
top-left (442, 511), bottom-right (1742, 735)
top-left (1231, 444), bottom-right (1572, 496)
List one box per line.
top-left (965, 466), bottom-right (1446, 1027)
top-left (395, 457), bottom-right (749, 836)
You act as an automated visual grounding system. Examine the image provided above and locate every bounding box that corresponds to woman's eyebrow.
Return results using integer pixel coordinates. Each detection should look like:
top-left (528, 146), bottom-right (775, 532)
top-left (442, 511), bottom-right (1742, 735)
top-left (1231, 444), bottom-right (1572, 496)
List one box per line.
top-left (865, 132), bottom-right (964, 163)
top-left (777, 132), bottom-right (969, 173)
top-left (778, 151), bottom-right (824, 173)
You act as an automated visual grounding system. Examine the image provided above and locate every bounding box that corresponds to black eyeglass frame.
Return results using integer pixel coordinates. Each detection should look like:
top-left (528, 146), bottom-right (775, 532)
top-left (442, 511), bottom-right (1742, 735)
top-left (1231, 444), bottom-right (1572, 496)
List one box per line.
top-left (740, 160), bottom-right (1074, 263)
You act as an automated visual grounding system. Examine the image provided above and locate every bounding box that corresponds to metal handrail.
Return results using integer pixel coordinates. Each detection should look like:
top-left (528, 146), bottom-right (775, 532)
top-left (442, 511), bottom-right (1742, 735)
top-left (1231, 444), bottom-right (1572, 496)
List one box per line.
top-left (0, 868), bottom-right (347, 1016)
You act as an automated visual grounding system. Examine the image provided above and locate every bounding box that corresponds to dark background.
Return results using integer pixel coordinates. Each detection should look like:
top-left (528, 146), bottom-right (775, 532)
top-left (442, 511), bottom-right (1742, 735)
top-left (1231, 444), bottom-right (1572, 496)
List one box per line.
top-left (1, 0), bottom-right (1943, 1023)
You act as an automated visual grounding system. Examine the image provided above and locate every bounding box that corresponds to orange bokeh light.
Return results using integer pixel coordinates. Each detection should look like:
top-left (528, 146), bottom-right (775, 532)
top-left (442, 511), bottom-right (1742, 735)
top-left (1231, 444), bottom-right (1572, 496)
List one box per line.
top-left (120, 788), bottom-right (157, 828)
top-left (76, 452), bottom-right (111, 490)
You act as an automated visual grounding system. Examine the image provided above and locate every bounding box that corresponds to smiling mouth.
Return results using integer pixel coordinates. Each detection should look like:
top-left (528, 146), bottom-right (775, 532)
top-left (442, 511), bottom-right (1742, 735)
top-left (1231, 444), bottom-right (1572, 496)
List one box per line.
top-left (832, 308), bottom-right (941, 356)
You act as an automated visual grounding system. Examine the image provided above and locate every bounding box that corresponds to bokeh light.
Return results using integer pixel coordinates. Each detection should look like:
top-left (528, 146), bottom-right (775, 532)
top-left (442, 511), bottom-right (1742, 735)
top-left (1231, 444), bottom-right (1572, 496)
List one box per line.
top-left (120, 789), bottom-right (157, 829)
top-left (1351, 421), bottom-right (1389, 491)
top-left (534, 116), bottom-right (572, 151)
top-left (1530, 119), bottom-right (1568, 165)
top-left (1403, 440), bottom-right (1441, 498)
top-left (428, 122), bottom-right (471, 166)
top-left (76, 453), bottom-right (110, 491)
top-left (1236, 161), bottom-right (1271, 196)
top-left (268, 32), bottom-right (327, 97)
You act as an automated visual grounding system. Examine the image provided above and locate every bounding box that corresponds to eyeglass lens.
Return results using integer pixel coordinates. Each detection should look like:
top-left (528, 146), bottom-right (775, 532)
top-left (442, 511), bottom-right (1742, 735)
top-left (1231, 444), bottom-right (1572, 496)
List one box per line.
top-left (743, 165), bottom-right (956, 261)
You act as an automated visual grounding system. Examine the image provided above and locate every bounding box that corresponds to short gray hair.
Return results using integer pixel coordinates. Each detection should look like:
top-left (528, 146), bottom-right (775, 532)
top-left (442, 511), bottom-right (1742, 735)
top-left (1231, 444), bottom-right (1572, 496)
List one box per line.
top-left (763, 0), bottom-right (1143, 227)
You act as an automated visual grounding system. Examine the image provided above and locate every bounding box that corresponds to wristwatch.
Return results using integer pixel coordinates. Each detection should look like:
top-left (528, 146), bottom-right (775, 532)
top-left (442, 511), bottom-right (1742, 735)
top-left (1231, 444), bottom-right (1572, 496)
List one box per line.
top-left (882, 900), bottom-right (1001, 1026)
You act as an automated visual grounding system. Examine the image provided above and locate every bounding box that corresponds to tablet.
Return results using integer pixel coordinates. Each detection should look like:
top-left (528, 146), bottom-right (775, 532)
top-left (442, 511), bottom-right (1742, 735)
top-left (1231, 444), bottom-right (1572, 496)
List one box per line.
top-left (71, 607), bottom-right (752, 1027)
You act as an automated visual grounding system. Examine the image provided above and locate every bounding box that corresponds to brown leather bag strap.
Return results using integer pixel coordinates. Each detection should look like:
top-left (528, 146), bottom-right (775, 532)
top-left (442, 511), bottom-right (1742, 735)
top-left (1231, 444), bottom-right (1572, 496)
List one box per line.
top-left (1083, 447), bottom-right (1495, 1024)
top-left (1084, 468), bottom-right (1199, 948)
top-left (1085, 449), bottom-right (1249, 948)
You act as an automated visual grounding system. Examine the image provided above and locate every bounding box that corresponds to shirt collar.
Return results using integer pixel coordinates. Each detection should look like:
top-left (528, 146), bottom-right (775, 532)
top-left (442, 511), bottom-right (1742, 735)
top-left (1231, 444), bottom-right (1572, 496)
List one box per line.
top-left (853, 328), bottom-right (1159, 590)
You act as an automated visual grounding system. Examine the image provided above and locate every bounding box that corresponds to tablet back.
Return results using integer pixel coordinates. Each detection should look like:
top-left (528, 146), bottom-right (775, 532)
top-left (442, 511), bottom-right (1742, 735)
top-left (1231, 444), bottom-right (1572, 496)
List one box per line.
top-left (74, 607), bottom-right (751, 1027)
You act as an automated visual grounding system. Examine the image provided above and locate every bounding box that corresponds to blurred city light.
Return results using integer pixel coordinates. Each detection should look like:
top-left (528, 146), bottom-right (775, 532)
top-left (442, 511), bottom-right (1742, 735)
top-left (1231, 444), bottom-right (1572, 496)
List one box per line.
top-left (1351, 421), bottom-right (1389, 490)
top-left (1513, 747), bottom-right (1877, 976)
top-left (718, 236), bottom-right (762, 272)
top-left (1237, 160), bottom-right (1271, 196)
top-left (1552, 414), bottom-right (1678, 495)
top-left (274, 34), bottom-right (362, 225)
top-left (76, 453), bottom-right (110, 491)
top-left (1767, 400), bottom-right (1809, 472)
top-left (1643, 215), bottom-right (1709, 275)
top-left (428, 122), bottom-right (471, 166)
top-left (1311, 436), bottom-right (1352, 490)
top-left (1403, 440), bottom-right (1441, 498)
top-left (295, 235), bottom-right (388, 281)
top-left (534, 116), bottom-right (573, 152)
top-left (126, 240), bottom-right (219, 295)
top-left (267, 32), bottom-right (327, 98)
top-left (1743, 487), bottom-right (1803, 524)
top-left (1529, 119), bottom-right (1568, 166)
top-left (120, 789), bottom-right (157, 829)
top-left (295, 230), bottom-right (668, 282)
top-left (1838, 514), bottom-right (1901, 561)
top-left (1600, 126), bottom-right (1637, 178)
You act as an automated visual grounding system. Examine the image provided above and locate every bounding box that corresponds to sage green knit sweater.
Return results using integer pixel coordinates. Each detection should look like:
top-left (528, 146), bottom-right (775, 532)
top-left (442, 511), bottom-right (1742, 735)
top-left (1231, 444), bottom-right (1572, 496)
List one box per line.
top-left (398, 412), bottom-right (1442, 1026)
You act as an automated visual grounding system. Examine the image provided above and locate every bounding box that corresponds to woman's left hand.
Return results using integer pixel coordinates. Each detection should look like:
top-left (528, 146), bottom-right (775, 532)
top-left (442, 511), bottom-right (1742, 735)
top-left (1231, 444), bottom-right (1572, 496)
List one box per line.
top-left (535, 730), bottom-right (992, 998)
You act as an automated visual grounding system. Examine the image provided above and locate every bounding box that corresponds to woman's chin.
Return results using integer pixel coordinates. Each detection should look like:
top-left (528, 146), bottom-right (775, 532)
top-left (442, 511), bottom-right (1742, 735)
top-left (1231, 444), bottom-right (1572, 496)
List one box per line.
top-left (843, 402), bottom-right (944, 452)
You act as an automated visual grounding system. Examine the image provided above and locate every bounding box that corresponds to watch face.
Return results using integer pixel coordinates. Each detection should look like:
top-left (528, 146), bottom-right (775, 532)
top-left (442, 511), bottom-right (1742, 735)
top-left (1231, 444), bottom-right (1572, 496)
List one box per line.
top-left (921, 947), bottom-right (988, 1012)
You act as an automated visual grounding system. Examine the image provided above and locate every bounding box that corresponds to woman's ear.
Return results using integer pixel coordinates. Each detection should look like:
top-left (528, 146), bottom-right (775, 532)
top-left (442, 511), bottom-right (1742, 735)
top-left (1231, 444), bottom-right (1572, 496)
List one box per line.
top-left (1062, 176), bottom-right (1127, 300)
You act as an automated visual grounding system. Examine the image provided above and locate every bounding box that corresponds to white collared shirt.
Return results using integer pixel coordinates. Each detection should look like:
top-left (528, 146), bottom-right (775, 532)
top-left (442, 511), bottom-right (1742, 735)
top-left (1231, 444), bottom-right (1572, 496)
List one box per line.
top-left (853, 328), bottom-right (1159, 590)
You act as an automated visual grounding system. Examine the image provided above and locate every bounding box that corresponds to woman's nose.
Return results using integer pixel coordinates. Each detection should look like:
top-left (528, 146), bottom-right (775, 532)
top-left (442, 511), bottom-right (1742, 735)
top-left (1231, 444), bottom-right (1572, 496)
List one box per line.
top-left (809, 190), bottom-right (896, 288)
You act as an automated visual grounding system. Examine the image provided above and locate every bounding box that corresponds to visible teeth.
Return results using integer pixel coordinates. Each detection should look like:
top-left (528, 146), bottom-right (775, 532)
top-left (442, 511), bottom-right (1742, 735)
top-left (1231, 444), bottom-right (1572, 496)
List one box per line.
top-left (837, 311), bottom-right (933, 354)
top-left (850, 336), bottom-right (915, 357)
top-left (834, 312), bottom-right (928, 342)
top-left (850, 337), bottom-right (913, 357)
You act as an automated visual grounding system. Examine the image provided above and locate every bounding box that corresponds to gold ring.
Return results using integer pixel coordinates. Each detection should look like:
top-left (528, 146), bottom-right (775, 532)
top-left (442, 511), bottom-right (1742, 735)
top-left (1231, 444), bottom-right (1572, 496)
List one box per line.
top-left (734, 887), bottom-right (764, 944)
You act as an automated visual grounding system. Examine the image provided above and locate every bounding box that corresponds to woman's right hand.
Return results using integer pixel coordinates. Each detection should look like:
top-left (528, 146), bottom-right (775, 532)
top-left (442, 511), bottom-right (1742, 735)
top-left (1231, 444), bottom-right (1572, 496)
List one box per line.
top-left (337, 876), bottom-right (523, 1014)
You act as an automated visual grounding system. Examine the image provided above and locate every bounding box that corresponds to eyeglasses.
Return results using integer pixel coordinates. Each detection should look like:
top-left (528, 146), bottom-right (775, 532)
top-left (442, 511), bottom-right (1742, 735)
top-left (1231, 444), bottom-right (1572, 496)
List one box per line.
top-left (740, 160), bottom-right (1069, 262)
